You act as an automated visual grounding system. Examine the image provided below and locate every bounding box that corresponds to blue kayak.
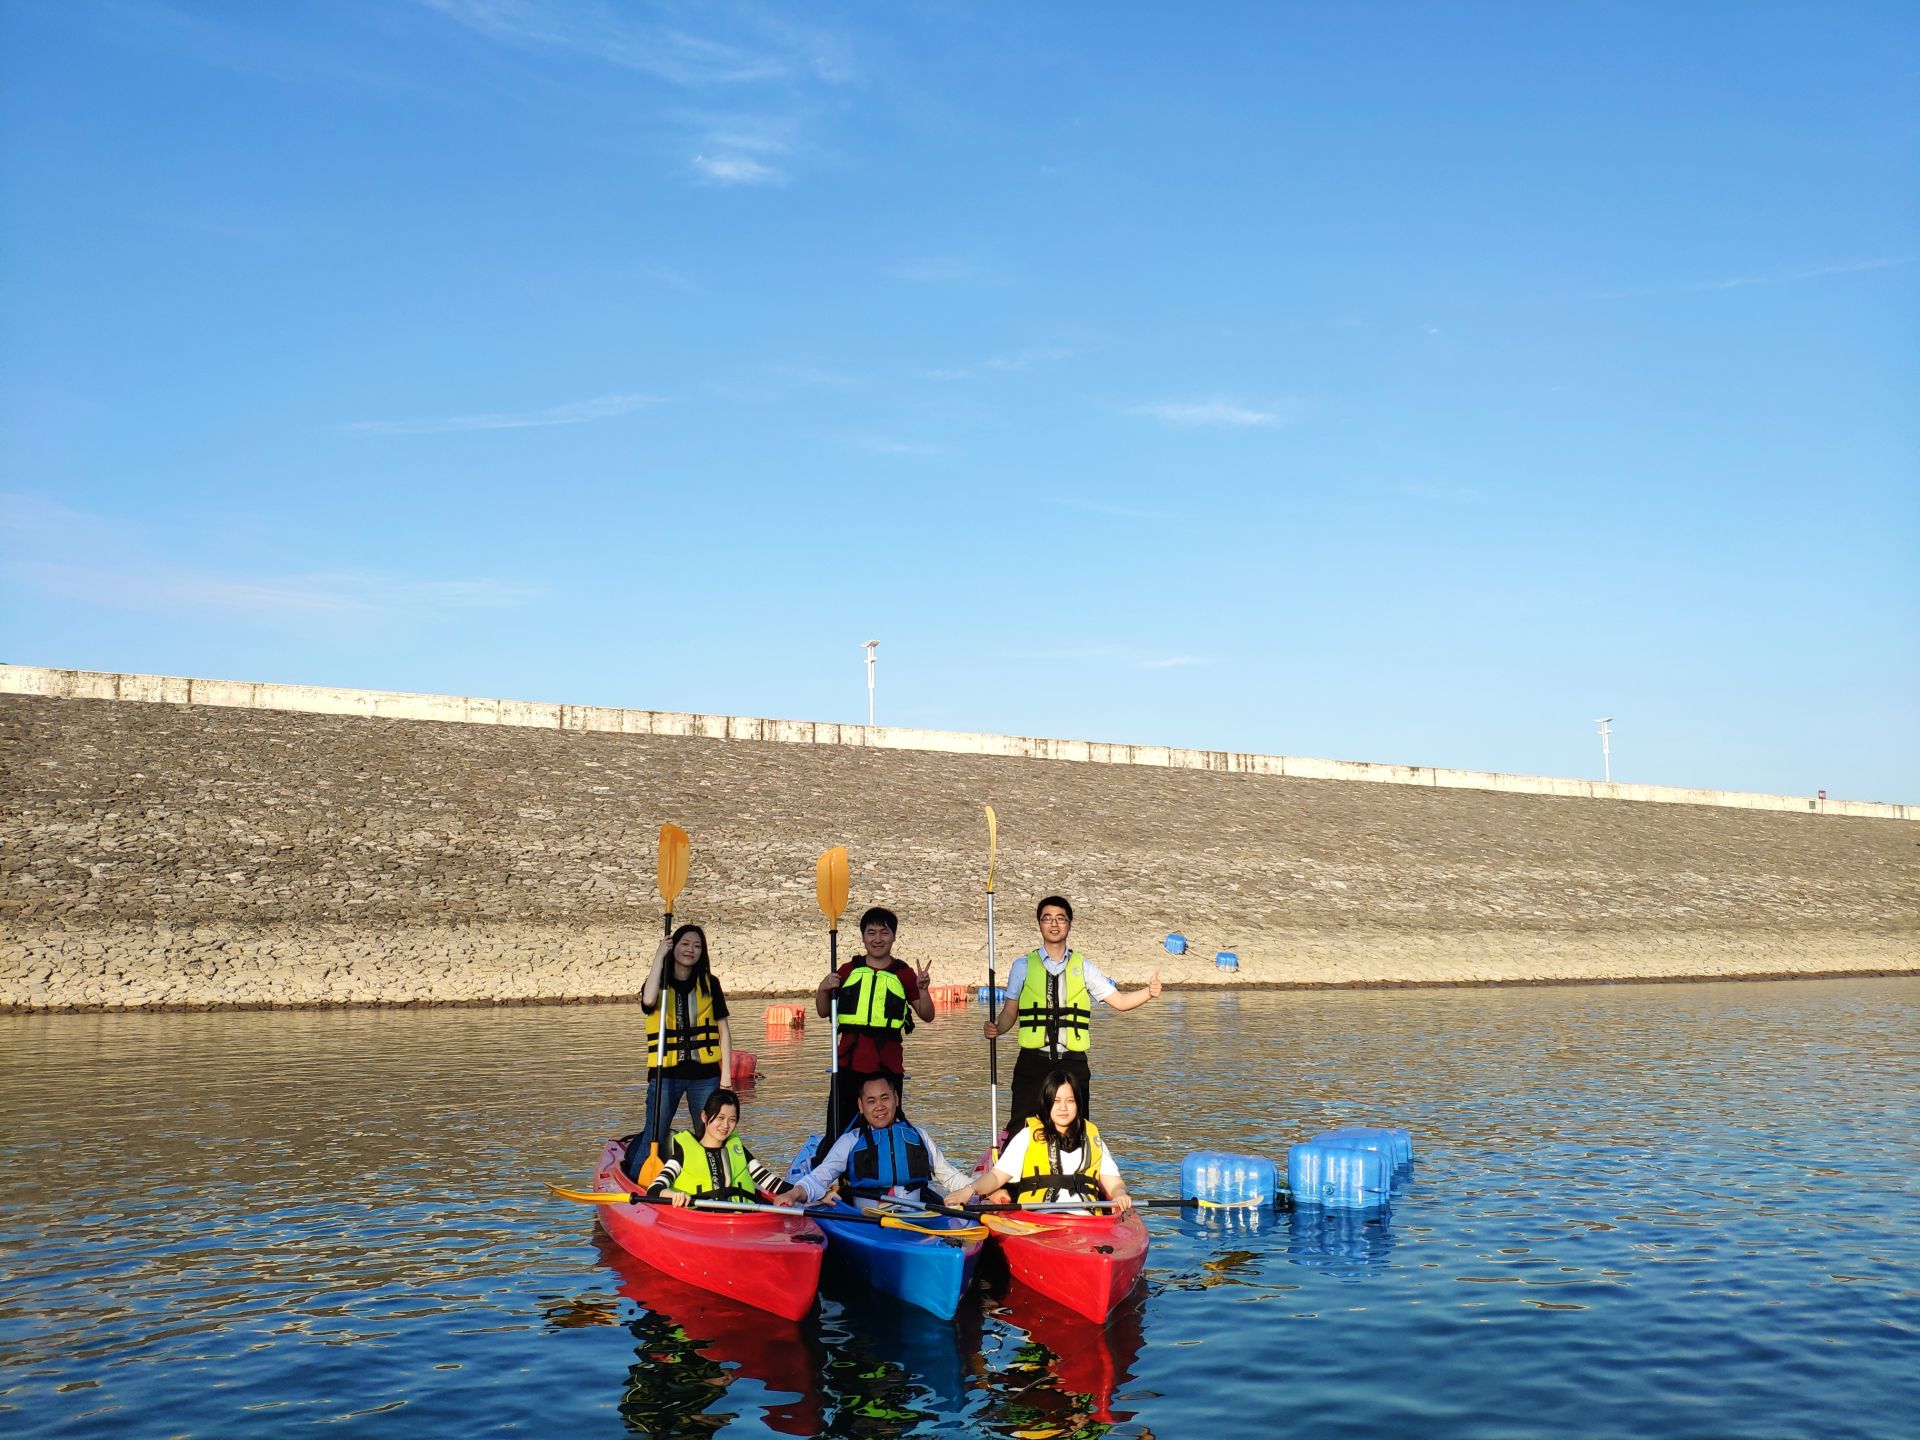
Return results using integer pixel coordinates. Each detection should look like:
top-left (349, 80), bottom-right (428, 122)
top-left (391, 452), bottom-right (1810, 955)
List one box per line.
top-left (811, 1199), bottom-right (985, 1320)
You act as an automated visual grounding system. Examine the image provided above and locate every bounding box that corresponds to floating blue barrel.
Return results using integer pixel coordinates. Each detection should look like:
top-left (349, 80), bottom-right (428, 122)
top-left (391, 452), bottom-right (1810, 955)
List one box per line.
top-left (976, 985), bottom-right (1007, 1006)
top-left (1181, 1150), bottom-right (1277, 1208)
top-left (1316, 1125), bottom-right (1414, 1175)
top-left (1288, 1134), bottom-right (1390, 1211)
top-left (1164, 933), bottom-right (1188, 955)
top-left (1215, 950), bottom-right (1239, 971)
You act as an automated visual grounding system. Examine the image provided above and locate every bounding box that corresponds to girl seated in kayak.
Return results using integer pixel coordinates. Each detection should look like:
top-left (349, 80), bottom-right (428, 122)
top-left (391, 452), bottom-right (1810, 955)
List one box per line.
top-left (945, 1067), bottom-right (1133, 1215)
top-left (646, 1089), bottom-right (798, 1208)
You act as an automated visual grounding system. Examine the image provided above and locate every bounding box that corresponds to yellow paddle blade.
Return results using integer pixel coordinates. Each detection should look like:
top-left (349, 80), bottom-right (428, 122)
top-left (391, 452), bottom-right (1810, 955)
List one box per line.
top-left (815, 846), bottom-right (849, 927)
top-left (878, 1215), bottom-right (989, 1242)
top-left (983, 805), bottom-right (998, 894)
top-left (657, 824), bottom-right (691, 913)
top-left (635, 1149), bottom-right (665, 1187)
top-left (548, 1183), bottom-right (639, 1205)
top-left (981, 1213), bottom-right (1054, 1236)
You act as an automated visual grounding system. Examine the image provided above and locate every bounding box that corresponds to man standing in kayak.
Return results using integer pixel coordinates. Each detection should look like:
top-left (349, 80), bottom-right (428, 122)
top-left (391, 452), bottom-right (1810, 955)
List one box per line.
top-left (777, 1074), bottom-right (973, 1209)
top-left (813, 906), bottom-right (935, 1146)
top-left (983, 895), bottom-right (1160, 1135)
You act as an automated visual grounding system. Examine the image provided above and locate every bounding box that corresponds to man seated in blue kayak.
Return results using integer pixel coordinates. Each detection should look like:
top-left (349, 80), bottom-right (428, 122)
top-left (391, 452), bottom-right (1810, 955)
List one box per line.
top-left (774, 1074), bottom-right (973, 1209)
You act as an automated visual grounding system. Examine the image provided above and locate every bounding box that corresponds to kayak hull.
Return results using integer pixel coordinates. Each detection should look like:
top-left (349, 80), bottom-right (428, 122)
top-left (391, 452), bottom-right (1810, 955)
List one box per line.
top-left (989, 1211), bottom-right (1149, 1324)
top-left (814, 1200), bottom-right (985, 1320)
top-left (592, 1138), bottom-right (825, 1321)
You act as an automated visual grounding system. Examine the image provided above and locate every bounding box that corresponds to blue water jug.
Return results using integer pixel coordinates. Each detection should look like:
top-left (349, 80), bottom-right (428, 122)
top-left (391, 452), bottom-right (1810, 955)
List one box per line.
top-left (1181, 1150), bottom-right (1277, 1208)
top-left (1215, 950), bottom-right (1239, 970)
top-left (1164, 933), bottom-right (1188, 955)
top-left (1288, 1135), bottom-right (1390, 1211)
top-left (1316, 1125), bottom-right (1414, 1175)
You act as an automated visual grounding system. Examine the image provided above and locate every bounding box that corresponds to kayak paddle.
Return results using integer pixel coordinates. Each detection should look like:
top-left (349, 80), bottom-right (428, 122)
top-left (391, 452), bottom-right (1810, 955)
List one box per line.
top-left (982, 804), bottom-right (1000, 1161)
top-left (639, 823), bottom-right (692, 1186)
top-left (815, 845), bottom-right (850, 1140)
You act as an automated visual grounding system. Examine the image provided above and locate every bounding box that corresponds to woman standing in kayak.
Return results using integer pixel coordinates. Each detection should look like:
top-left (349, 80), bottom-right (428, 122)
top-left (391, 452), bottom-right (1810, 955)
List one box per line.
top-left (635, 924), bottom-right (733, 1173)
top-left (646, 1090), bottom-right (797, 1206)
top-left (946, 1067), bottom-right (1133, 1215)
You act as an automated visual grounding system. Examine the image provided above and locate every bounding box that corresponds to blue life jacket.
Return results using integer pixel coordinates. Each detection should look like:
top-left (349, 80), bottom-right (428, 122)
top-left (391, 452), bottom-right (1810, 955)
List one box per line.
top-left (844, 1118), bottom-right (933, 1199)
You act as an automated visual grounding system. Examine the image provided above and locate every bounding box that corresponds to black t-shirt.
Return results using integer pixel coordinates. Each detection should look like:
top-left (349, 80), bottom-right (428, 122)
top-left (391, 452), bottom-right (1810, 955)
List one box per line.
top-left (643, 972), bottom-right (731, 1078)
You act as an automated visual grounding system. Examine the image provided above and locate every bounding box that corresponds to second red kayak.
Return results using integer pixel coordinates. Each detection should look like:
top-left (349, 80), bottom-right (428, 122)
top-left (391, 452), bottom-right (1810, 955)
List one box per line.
top-left (986, 1210), bottom-right (1149, 1324)
top-left (592, 1137), bottom-right (826, 1321)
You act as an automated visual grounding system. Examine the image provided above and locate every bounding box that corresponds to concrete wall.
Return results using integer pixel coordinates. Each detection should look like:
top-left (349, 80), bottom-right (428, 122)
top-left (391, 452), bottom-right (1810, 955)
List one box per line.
top-left (5, 665), bottom-right (1907, 821)
top-left (2, 667), bottom-right (1913, 1012)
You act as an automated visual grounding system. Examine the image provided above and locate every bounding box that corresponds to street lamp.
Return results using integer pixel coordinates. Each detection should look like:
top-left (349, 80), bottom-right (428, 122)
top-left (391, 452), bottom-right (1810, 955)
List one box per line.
top-left (863, 640), bottom-right (878, 726)
top-left (1594, 717), bottom-right (1614, 782)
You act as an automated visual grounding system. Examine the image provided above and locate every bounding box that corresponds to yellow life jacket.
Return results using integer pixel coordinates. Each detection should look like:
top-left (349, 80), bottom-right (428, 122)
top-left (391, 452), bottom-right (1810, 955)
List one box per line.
top-left (668, 1129), bottom-right (758, 1199)
top-left (646, 974), bottom-right (721, 1068)
top-left (834, 962), bottom-right (910, 1036)
top-left (1016, 950), bottom-right (1091, 1053)
top-left (1015, 1116), bottom-right (1107, 1204)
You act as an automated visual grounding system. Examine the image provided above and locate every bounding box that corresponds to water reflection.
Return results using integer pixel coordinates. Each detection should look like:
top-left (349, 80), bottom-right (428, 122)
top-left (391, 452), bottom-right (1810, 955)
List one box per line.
top-left (994, 1286), bottom-right (1147, 1429)
top-left (592, 1235), bottom-right (825, 1437)
top-left (1284, 1206), bottom-right (1396, 1274)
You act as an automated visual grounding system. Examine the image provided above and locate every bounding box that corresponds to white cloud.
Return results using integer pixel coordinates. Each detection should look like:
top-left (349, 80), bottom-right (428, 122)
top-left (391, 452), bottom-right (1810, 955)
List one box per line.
top-left (691, 153), bottom-right (783, 185)
top-left (1131, 399), bottom-right (1286, 428)
top-left (346, 392), bottom-right (664, 435)
top-left (886, 259), bottom-right (978, 283)
top-left (1042, 496), bottom-right (1171, 522)
top-left (1580, 255), bottom-right (1917, 301)
top-left (0, 493), bottom-right (539, 624)
top-left (421, 0), bottom-right (850, 87)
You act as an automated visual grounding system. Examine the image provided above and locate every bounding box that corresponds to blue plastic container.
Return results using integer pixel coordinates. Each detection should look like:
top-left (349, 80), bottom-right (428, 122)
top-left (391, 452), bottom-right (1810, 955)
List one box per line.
top-left (1288, 1135), bottom-right (1390, 1211)
top-left (1164, 933), bottom-right (1188, 955)
top-left (976, 985), bottom-right (1007, 1006)
top-left (1316, 1125), bottom-right (1414, 1174)
top-left (1181, 1150), bottom-right (1277, 1208)
top-left (1215, 950), bottom-right (1239, 970)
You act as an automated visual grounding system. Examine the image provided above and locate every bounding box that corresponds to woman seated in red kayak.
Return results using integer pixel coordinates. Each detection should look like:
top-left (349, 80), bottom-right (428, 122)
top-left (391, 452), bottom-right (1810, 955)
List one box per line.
top-left (645, 1089), bottom-right (798, 1208)
top-left (945, 1067), bottom-right (1133, 1215)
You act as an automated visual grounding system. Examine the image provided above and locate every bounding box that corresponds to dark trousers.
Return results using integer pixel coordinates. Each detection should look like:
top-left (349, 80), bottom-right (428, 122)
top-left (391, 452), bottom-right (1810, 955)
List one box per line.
top-left (1006, 1048), bottom-right (1091, 1137)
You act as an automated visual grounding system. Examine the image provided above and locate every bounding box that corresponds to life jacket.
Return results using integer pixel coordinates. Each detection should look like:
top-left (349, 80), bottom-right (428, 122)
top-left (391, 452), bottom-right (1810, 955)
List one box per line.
top-left (1015, 1116), bottom-right (1106, 1204)
top-left (667, 1129), bottom-right (758, 1200)
top-left (645, 973), bottom-right (722, 1068)
top-left (1016, 950), bottom-right (1091, 1053)
top-left (834, 962), bottom-right (911, 1038)
top-left (844, 1117), bottom-right (933, 1199)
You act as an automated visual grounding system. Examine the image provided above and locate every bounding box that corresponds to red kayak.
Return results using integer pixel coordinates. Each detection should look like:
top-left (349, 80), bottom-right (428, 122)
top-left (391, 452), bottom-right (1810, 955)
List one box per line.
top-left (592, 1138), bottom-right (825, 1321)
top-left (986, 1210), bottom-right (1149, 1324)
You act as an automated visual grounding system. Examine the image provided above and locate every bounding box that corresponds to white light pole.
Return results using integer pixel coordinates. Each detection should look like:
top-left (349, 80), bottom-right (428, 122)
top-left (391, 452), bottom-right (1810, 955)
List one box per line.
top-left (863, 640), bottom-right (878, 726)
top-left (1594, 717), bottom-right (1614, 782)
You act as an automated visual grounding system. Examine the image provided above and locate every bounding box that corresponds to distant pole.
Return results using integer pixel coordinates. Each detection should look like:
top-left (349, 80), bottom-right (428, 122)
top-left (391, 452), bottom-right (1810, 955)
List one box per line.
top-left (1594, 717), bottom-right (1614, 782)
top-left (863, 640), bottom-right (878, 726)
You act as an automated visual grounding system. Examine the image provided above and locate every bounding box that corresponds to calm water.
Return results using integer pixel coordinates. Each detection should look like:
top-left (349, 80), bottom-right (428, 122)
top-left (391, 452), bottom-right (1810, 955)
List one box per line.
top-left (4, 977), bottom-right (1917, 1439)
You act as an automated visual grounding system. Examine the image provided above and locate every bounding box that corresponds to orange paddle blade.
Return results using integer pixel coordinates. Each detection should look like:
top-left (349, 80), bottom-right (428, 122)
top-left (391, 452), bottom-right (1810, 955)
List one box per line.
top-left (815, 846), bottom-right (849, 927)
top-left (657, 824), bottom-right (690, 913)
top-left (983, 805), bottom-right (998, 894)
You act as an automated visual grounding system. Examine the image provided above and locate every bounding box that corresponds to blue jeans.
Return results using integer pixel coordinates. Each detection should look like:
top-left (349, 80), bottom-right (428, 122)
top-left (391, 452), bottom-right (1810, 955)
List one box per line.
top-left (646, 1073), bottom-right (719, 1152)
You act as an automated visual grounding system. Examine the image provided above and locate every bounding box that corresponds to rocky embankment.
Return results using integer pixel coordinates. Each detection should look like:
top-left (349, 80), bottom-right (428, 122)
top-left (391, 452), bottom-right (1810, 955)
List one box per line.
top-left (2, 694), bottom-right (1913, 1010)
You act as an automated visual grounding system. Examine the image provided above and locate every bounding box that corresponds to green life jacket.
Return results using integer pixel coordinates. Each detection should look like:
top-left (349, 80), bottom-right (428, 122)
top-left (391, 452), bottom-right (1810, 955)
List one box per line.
top-left (1016, 950), bottom-right (1090, 1053)
top-left (668, 1130), bottom-right (757, 1200)
top-left (835, 962), bottom-right (910, 1036)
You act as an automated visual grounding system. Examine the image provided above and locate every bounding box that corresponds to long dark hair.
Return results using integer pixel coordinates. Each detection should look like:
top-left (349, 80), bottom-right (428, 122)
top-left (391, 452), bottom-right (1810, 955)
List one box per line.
top-left (665, 923), bottom-right (712, 988)
top-left (1036, 1067), bottom-right (1086, 1151)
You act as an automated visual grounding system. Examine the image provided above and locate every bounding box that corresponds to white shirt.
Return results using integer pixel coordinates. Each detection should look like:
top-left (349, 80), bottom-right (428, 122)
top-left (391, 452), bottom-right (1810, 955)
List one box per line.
top-left (789, 1123), bottom-right (973, 1204)
top-left (993, 1125), bottom-right (1122, 1208)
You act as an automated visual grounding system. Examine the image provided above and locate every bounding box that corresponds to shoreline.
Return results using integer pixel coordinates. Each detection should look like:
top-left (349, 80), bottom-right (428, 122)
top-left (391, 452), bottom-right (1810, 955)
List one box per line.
top-left (6, 967), bottom-right (1920, 1017)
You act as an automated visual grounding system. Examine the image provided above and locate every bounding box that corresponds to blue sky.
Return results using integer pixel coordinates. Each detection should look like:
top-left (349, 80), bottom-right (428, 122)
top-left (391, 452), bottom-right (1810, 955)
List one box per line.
top-left (3, 1), bottom-right (1915, 802)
